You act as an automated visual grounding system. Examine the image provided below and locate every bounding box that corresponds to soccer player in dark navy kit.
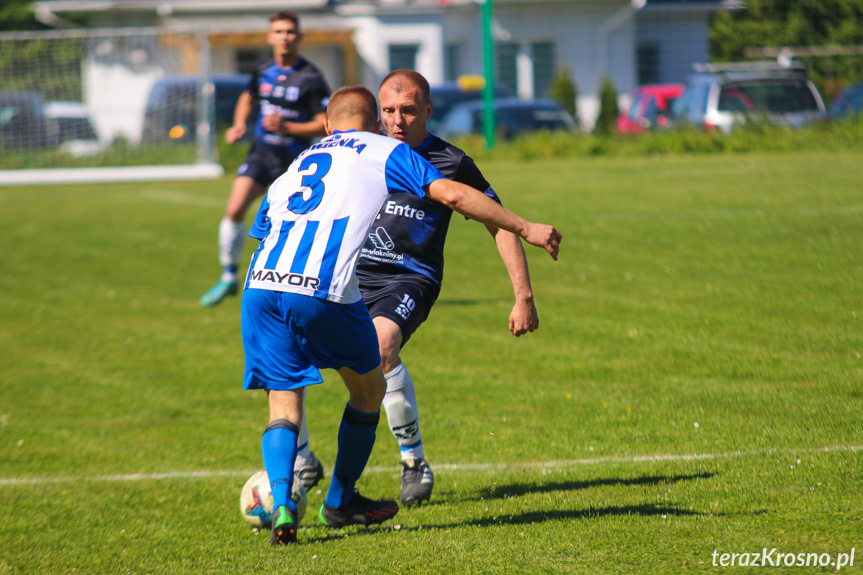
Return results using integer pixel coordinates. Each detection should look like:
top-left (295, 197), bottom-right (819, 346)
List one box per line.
top-left (200, 10), bottom-right (330, 307)
top-left (299, 70), bottom-right (542, 506)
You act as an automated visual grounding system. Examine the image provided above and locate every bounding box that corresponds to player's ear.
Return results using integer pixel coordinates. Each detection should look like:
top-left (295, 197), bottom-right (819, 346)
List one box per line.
top-left (427, 100), bottom-right (433, 120)
top-left (323, 116), bottom-right (333, 135)
top-left (373, 119), bottom-right (381, 133)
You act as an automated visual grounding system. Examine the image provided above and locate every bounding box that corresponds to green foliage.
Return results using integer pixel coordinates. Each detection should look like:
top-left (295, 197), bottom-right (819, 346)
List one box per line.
top-left (710, 0), bottom-right (863, 101)
top-left (451, 113), bottom-right (863, 161)
top-left (0, 37), bottom-right (84, 100)
top-left (0, 0), bottom-right (41, 31)
top-left (1, 150), bottom-right (861, 573)
top-left (548, 67), bottom-right (578, 118)
top-left (593, 77), bottom-right (619, 136)
top-left (0, 138), bottom-right (198, 170)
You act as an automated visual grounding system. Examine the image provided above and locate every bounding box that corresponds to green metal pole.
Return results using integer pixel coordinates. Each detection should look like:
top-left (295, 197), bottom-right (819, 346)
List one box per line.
top-left (481, 0), bottom-right (495, 149)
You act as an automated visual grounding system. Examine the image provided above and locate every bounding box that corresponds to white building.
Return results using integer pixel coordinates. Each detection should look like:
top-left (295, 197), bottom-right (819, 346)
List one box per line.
top-left (32, 0), bottom-right (743, 129)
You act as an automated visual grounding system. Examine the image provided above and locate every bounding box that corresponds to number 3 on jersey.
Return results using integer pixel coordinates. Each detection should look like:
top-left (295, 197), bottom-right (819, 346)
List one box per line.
top-left (288, 153), bottom-right (332, 214)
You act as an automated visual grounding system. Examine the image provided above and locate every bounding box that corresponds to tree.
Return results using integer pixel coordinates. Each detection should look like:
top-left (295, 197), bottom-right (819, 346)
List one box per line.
top-left (593, 77), bottom-right (619, 135)
top-left (710, 0), bottom-right (863, 61)
top-left (710, 0), bottom-right (863, 101)
top-left (549, 67), bottom-right (578, 119)
top-left (0, 0), bottom-right (42, 31)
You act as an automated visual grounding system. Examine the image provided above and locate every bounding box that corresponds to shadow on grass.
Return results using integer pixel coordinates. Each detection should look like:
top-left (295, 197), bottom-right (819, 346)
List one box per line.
top-left (467, 472), bottom-right (716, 501)
top-left (295, 503), bottom-right (726, 544)
top-left (462, 503), bottom-right (707, 527)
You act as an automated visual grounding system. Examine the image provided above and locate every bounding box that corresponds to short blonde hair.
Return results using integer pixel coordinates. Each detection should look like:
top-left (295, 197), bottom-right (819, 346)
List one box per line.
top-left (379, 69), bottom-right (431, 105)
top-left (326, 86), bottom-right (378, 131)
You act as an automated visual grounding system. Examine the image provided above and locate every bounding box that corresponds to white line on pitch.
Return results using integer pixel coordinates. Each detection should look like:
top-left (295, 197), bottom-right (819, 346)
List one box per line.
top-left (0, 444), bottom-right (859, 487)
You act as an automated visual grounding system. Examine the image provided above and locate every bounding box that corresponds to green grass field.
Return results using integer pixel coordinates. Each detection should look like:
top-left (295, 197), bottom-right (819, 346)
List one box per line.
top-left (1, 150), bottom-right (861, 574)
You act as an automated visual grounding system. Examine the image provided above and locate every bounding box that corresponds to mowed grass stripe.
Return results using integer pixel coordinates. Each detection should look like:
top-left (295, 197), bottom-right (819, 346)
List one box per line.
top-left (1, 444), bottom-right (859, 486)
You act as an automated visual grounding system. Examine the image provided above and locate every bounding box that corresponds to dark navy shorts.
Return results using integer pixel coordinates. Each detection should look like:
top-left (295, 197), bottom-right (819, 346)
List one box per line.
top-left (241, 288), bottom-right (381, 391)
top-left (357, 270), bottom-right (440, 347)
top-left (236, 143), bottom-right (297, 188)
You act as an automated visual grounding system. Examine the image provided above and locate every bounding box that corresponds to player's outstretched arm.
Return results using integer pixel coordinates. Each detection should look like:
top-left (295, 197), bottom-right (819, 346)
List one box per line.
top-left (427, 178), bottom-right (561, 260)
top-left (486, 226), bottom-right (539, 336)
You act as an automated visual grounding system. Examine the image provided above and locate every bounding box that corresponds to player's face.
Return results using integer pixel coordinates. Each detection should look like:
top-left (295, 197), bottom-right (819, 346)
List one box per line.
top-left (379, 84), bottom-right (433, 150)
top-left (268, 19), bottom-right (300, 58)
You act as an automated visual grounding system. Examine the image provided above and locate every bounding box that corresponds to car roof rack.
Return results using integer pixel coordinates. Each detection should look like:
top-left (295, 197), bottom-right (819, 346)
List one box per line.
top-left (693, 60), bottom-right (806, 73)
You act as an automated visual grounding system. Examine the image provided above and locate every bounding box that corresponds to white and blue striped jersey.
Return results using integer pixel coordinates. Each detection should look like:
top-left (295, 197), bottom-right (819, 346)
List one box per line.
top-left (245, 130), bottom-right (445, 304)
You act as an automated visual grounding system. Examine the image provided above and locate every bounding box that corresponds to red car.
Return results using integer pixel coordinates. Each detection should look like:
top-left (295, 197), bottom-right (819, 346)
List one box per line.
top-left (617, 83), bottom-right (684, 134)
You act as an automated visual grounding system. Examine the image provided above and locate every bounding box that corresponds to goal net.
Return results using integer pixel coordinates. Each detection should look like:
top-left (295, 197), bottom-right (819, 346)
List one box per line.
top-left (0, 27), bottom-right (224, 185)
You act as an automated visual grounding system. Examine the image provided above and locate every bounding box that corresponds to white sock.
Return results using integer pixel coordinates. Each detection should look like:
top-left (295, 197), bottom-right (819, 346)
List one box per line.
top-left (295, 393), bottom-right (313, 467)
top-left (218, 217), bottom-right (245, 281)
top-left (382, 363), bottom-right (424, 460)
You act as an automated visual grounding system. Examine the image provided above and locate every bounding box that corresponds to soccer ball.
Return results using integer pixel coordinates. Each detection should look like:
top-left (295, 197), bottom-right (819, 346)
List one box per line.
top-left (239, 469), bottom-right (307, 527)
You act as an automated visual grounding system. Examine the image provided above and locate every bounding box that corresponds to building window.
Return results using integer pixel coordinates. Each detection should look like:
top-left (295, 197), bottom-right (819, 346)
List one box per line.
top-left (389, 44), bottom-right (419, 72)
top-left (531, 41), bottom-right (555, 98)
top-left (496, 42), bottom-right (518, 96)
top-left (637, 43), bottom-right (660, 85)
top-left (445, 43), bottom-right (462, 82)
top-left (237, 48), bottom-right (270, 74)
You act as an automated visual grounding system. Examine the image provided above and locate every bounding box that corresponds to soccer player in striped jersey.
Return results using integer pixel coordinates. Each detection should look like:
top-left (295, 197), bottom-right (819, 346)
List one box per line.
top-left (242, 85), bottom-right (561, 545)
top-left (200, 10), bottom-right (330, 307)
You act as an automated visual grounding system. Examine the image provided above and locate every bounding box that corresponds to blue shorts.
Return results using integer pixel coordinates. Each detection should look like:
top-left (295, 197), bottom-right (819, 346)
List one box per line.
top-left (241, 288), bottom-right (381, 391)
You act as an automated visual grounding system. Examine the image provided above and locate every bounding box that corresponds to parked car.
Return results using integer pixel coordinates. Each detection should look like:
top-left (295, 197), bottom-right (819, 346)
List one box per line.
top-left (438, 98), bottom-right (577, 141)
top-left (617, 83), bottom-right (683, 134)
top-left (142, 73), bottom-right (253, 142)
top-left (0, 91), bottom-right (56, 150)
top-left (829, 82), bottom-right (863, 120)
top-left (671, 63), bottom-right (826, 133)
top-left (428, 77), bottom-right (512, 132)
top-left (44, 101), bottom-right (103, 157)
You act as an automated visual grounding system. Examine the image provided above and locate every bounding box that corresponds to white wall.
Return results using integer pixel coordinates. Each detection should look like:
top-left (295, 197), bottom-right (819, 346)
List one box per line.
top-left (637, 11), bottom-right (711, 84)
top-left (83, 60), bottom-right (159, 144)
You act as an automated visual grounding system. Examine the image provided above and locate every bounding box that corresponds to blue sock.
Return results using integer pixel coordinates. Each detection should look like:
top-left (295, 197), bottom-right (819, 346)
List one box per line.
top-left (262, 419), bottom-right (299, 512)
top-left (324, 404), bottom-right (380, 509)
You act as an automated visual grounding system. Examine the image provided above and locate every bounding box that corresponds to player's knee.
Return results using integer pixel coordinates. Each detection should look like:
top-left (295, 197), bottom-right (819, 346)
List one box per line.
top-left (345, 371), bottom-right (386, 410)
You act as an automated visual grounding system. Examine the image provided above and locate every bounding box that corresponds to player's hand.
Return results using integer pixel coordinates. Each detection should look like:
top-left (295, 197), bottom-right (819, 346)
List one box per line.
top-left (263, 114), bottom-right (284, 133)
top-left (225, 125), bottom-right (246, 144)
top-left (509, 298), bottom-right (539, 337)
top-left (523, 223), bottom-right (562, 260)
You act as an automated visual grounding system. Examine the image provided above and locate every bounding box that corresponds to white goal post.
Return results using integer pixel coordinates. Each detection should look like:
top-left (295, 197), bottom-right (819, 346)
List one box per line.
top-left (0, 27), bottom-right (224, 185)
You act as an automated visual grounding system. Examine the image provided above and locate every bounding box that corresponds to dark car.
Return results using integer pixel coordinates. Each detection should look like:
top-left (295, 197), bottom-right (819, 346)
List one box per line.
top-left (0, 91), bottom-right (56, 150)
top-left (44, 101), bottom-right (104, 157)
top-left (438, 98), bottom-right (577, 141)
top-left (142, 74), bottom-right (254, 142)
top-left (428, 78), bottom-right (512, 132)
top-left (830, 82), bottom-right (863, 120)
top-left (671, 62), bottom-right (826, 133)
top-left (617, 83), bottom-right (684, 134)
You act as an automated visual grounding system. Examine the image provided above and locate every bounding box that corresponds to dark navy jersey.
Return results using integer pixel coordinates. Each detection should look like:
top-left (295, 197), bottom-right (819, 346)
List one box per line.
top-left (248, 57), bottom-right (330, 157)
top-left (356, 134), bottom-right (500, 285)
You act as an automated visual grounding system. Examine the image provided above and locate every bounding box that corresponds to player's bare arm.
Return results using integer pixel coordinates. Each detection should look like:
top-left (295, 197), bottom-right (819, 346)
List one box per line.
top-left (225, 91), bottom-right (255, 143)
top-left (426, 178), bottom-right (562, 260)
top-left (486, 226), bottom-right (539, 336)
top-left (263, 111), bottom-right (327, 137)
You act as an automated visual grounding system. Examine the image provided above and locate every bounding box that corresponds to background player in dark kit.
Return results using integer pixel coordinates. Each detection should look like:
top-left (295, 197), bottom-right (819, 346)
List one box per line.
top-left (200, 10), bottom-right (330, 307)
